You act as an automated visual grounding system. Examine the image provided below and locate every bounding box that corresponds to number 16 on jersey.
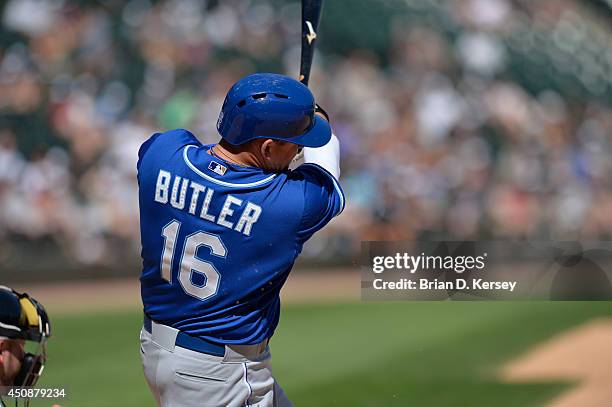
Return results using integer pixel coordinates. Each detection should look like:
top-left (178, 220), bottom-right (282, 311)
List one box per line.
top-left (160, 220), bottom-right (226, 301)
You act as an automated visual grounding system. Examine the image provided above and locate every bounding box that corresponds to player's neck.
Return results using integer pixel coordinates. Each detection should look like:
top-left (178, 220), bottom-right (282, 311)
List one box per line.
top-left (211, 140), bottom-right (264, 169)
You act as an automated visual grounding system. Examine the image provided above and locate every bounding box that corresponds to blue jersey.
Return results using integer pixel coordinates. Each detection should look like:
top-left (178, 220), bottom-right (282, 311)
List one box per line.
top-left (137, 129), bottom-right (344, 344)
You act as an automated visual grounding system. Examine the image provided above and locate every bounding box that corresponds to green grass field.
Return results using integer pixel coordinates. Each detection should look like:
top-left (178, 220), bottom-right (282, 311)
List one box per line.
top-left (30, 301), bottom-right (612, 407)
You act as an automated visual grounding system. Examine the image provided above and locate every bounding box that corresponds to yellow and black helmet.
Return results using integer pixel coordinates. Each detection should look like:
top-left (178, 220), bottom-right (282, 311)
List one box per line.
top-left (0, 286), bottom-right (50, 342)
top-left (0, 286), bottom-right (51, 389)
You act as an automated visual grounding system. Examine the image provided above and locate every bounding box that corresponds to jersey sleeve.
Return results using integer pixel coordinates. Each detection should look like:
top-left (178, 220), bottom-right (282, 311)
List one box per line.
top-left (136, 132), bottom-right (161, 171)
top-left (292, 163), bottom-right (345, 244)
top-left (137, 128), bottom-right (201, 172)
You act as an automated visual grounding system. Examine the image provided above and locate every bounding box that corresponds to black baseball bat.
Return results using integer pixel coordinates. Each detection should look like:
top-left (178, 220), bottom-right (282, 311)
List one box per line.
top-left (299, 0), bottom-right (324, 86)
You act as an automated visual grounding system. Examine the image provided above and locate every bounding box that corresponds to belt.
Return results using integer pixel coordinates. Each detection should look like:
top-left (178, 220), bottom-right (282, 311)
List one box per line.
top-left (143, 314), bottom-right (226, 357)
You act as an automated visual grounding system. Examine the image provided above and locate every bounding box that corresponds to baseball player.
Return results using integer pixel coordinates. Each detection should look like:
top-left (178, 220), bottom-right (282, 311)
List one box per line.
top-left (138, 73), bottom-right (344, 407)
top-left (137, 72), bottom-right (343, 406)
top-left (0, 286), bottom-right (51, 407)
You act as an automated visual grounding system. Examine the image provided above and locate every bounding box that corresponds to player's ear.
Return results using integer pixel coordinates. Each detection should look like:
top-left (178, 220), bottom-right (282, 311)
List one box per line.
top-left (260, 139), bottom-right (274, 161)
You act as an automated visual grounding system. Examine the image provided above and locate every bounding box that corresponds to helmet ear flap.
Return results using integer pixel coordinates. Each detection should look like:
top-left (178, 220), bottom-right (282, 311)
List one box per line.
top-left (13, 352), bottom-right (46, 387)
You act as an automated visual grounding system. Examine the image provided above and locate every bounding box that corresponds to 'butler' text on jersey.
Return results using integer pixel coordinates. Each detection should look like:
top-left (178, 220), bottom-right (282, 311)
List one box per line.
top-left (138, 129), bottom-right (344, 345)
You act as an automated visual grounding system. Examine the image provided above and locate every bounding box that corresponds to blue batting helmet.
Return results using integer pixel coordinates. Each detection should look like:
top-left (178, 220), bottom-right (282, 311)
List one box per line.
top-left (216, 73), bottom-right (331, 147)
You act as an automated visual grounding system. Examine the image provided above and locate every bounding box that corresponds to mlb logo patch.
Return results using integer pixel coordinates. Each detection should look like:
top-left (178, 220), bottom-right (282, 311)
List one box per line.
top-left (209, 161), bottom-right (227, 176)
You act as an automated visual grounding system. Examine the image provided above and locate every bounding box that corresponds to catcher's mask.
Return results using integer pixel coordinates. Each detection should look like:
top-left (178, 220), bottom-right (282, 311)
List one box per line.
top-left (0, 286), bottom-right (51, 389)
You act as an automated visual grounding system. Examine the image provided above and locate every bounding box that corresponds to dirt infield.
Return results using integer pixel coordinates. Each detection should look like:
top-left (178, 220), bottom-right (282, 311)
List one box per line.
top-left (10, 269), bottom-right (360, 315)
top-left (502, 318), bottom-right (612, 407)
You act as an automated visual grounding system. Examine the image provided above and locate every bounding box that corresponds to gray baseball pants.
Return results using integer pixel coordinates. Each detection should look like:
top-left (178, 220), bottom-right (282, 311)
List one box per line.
top-left (140, 324), bottom-right (294, 407)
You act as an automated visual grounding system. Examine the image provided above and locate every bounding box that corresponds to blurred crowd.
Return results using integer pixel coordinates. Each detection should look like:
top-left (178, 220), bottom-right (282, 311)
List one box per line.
top-left (1, 0), bottom-right (612, 267)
